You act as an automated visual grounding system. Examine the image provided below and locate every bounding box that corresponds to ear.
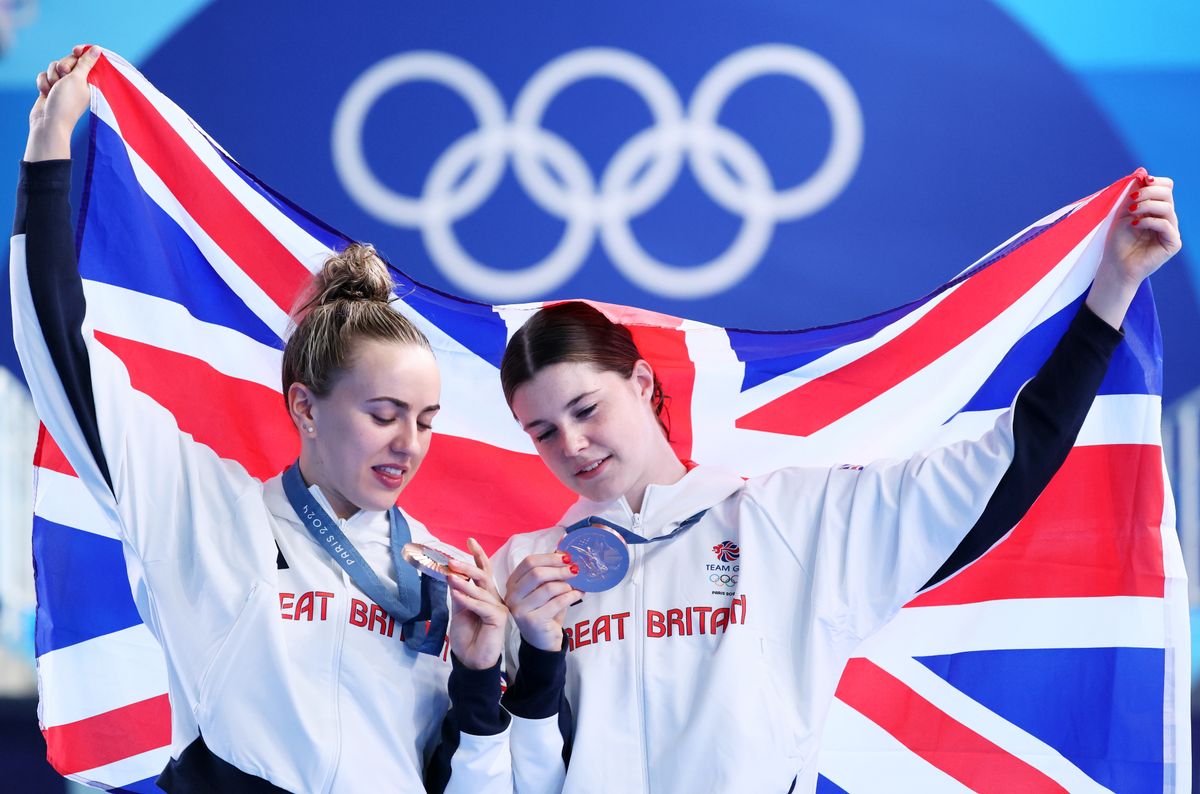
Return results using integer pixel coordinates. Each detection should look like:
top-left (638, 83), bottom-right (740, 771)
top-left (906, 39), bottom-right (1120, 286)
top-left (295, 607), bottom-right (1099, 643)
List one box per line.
top-left (630, 359), bottom-right (657, 403)
top-left (287, 382), bottom-right (318, 435)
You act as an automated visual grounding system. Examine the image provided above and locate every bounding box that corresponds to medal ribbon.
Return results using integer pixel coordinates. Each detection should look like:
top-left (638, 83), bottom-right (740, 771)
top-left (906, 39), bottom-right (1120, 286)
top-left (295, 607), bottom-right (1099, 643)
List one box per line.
top-left (282, 462), bottom-right (447, 655)
top-left (563, 510), bottom-right (708, 544)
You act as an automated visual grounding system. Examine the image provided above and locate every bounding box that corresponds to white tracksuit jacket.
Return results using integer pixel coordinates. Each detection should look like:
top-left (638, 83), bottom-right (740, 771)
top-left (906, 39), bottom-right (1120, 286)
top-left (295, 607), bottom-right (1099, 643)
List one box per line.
top-left (493, 302), bottom-right (1120, 793)
top-left (12, 160), bottom-right (511, 793)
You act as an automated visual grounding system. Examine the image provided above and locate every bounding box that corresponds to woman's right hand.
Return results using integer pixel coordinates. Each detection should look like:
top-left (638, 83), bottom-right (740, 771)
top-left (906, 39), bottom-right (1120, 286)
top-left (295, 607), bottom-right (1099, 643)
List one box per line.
top-left (26, 44), bottom-right (102, 162)
top-left (504, 551), bottom-right (582, 652)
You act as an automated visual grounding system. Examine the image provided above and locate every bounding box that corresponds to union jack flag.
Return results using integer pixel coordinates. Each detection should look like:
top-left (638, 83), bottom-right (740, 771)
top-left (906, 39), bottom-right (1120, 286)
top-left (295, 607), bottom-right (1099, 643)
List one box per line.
top-left (21, 51), bottom-right (1187, 792)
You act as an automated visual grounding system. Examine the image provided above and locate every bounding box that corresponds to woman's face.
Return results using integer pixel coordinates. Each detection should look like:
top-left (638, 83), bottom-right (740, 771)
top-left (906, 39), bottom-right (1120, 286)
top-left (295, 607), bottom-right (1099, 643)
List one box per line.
top-left (511, 360), bottom-right (659, 506)
top-left (299, 339), bottom-right (440, 517)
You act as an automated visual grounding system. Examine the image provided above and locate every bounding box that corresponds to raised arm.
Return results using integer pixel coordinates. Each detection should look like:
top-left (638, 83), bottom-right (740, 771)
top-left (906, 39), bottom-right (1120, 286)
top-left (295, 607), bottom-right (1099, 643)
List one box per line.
top-left (14, 46), bottom-right (263, 568)
top-left (926, 171), bottom-right (1181, 587)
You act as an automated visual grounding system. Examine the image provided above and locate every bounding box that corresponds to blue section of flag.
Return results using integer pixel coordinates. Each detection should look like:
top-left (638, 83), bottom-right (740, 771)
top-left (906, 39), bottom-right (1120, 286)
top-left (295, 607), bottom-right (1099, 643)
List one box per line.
top-left (32, 517), bottom-right (143, 656)
top-left (110, 775), bottom-right (165, 793)
top-left (960, 285), bottom-right (1161, 412)
top-left (729, 297), bottom-right (928, 393)
top-left (815, 774), bottom-right (850, 794)
top-left (917, 647), bottom-right (1165, 794)
top-left (79, 120), bottom-right (282, 350)
top-left (403, 286), bottom-right (509, 369)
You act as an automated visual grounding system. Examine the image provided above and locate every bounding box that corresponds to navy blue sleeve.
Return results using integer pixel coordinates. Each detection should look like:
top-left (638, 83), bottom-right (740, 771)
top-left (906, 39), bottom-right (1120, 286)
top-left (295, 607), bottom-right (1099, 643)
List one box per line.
top-left (503, 637), bottom-right (574, 767)
top-left (15, 159), bottom-right (112, 489)
top-left (922, 303), bottom-right (1123, 589)
top-left (423, 654), bottom-right (509, 792)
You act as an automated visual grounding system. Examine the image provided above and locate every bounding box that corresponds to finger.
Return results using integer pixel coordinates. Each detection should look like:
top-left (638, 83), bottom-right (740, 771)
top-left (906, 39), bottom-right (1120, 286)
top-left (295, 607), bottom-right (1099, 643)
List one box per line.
top-left (507, 551), bottom-right (573, 583)
top-left (35, 71), bottom-right (51, 96)
top-left (1129, 215), bottom-right (1182, 245)
top-left (508, 579), bottom-right (576, 615)
top-left (526, 588), bottom-right (585, 621)
top-left (447, 568), bottom-right (505, 606)
top-left (45, 61), bottom-right (60, 89)
top-left (1144, 175), bottom-right (1174, 189)
top-left (450, 587), bottom-right (507, 624)
top-left (55, 54), bottom-right (79, 78)
top-left (508, 562), bottom-right (580, 603)
top-left (74, 45), bottom-right (103, 78)
top-left (72, 44), bottom-right (89, 57)
top-left (1126, 185), bottom-right (1174, 208)
top-left (1129, 199), bottom-right (1177, 223)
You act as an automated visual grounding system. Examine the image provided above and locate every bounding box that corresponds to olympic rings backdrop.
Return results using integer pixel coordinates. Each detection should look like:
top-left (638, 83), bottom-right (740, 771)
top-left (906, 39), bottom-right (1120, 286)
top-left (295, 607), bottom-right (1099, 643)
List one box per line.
top-left (1, 0), bottom-right (1198, 400)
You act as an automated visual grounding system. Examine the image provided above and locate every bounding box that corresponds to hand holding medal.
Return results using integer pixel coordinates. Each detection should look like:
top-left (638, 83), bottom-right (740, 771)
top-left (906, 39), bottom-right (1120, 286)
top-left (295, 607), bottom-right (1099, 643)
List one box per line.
top-left (503, 547), bottom-right (585, 652)
top-left (443, 538), bottom-right (509, 670)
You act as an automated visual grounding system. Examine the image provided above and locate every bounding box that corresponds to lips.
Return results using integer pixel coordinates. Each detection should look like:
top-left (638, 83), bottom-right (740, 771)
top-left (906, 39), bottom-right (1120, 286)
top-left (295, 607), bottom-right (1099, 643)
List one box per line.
top-left (372, 464), bottom-right (408, 489)
top-left (574, 455), bottom-right (611, 480)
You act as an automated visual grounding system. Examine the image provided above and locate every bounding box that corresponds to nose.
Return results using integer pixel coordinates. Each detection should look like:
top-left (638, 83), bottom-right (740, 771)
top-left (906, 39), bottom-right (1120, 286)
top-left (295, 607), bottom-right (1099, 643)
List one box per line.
top-left (562, 424), bottom-right (588, 457)
top-left (390, 418), bottom-right (420, 458)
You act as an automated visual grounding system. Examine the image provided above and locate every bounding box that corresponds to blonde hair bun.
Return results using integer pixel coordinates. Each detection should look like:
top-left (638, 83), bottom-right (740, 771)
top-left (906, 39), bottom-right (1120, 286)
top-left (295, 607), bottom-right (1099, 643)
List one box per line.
top-left (310, 242), bottom-right (393, 306)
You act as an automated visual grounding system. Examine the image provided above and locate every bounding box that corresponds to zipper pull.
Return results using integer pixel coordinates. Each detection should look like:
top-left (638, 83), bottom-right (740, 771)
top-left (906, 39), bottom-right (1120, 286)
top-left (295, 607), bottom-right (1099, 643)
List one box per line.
top-left (631, 513), bottom-right (642, 533)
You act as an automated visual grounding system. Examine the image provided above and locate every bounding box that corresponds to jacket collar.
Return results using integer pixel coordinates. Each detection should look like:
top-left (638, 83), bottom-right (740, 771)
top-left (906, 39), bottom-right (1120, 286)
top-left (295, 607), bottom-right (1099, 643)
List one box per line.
top-left (556, 464), bottom-right (744, 540)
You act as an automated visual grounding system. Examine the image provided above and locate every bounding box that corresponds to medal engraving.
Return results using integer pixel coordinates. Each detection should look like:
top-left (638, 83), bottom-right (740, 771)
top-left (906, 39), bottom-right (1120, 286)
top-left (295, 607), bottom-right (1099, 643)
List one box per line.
top-left (401, 543), bottom-right (464, 581)
top-left (557, 525), bottom-right (629, 592)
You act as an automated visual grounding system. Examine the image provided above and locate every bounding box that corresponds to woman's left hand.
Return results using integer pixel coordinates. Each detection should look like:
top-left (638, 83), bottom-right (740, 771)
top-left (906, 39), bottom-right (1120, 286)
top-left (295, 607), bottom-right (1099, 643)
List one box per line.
top-left (445, 538), bottom-right (509, 670)
top-left (1088, 170), bottom-right (1182, 329)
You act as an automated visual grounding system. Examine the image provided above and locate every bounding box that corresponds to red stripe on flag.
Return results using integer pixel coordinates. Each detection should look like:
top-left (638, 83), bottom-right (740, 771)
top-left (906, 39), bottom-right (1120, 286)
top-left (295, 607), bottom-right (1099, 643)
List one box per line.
top-left (400, 435), bottom-right (577, 556)
top-left (34, 424), bottom-right (77, 477)
top-left (89, 56), bottom-right (310, 312)
top-left (835, 659), bottom-right (1067, 793)
top-left (43, 693), bottom-right (171, 776)
top-left (94, 332), bottom-right (297, 481)
top-left (736, 178), bottom-right (1130, 437)
top-left (910, 443), bottom-right (1165, 606)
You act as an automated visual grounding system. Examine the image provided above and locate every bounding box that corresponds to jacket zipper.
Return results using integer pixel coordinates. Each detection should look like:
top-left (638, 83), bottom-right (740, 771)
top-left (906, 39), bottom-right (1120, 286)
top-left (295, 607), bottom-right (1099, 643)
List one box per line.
top-left (321, 536), bottom-right (351, 793)
top-left (630, 507), bottom-right (652, 793)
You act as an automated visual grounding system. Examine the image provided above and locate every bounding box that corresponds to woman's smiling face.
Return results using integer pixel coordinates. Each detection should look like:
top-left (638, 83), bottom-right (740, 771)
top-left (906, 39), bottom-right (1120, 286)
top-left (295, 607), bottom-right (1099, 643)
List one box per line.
top-left (510, 360), bottom-right (660, 507)
top-left (299, 338), bottom-right (440, 518)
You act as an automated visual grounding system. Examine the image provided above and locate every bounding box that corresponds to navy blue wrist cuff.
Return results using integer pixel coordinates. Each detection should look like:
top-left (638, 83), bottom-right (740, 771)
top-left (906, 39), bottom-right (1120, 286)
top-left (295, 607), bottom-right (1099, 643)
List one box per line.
top-left (448, 653), bottom-right (509, 736)
top-left (501, 636), bottom-right (567, 720)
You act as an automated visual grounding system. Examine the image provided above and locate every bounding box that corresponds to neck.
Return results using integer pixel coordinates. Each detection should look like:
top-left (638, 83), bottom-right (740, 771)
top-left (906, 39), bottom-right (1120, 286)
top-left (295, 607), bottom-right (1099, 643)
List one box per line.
top-left (297, 454), bottom-right (359, 520)
top-left (625, 440), bottom-right (688, 514)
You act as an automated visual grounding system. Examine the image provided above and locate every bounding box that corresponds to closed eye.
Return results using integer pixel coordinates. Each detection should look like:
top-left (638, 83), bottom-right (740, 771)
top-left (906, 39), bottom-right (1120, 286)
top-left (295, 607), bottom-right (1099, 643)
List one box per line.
top-left (535, 426), bottom-right (557, 443)
top-left (575, 403), bottom-right (597, 420)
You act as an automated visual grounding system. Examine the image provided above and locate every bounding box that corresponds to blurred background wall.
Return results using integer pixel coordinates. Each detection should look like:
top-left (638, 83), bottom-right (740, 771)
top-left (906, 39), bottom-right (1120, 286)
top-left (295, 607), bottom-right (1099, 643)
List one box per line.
top-left (0, 1), bottom-right (1196, 790)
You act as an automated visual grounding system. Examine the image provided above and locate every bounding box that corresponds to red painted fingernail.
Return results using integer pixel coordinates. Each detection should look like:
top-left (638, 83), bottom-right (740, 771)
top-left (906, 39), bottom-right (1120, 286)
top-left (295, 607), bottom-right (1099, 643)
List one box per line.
top-left (561, 552), bottom-right (572, 564)
top-left (1128, 203), bottom-right (1138, 212)
top-left (1132, 219), bottom-right (1140, 226)
top-left (569, 564), bottom-right (579, 575)
top-left (1130, 191), bottom-right (1139, 200)
top-left (1147, 176), bottom-right (1155, 183)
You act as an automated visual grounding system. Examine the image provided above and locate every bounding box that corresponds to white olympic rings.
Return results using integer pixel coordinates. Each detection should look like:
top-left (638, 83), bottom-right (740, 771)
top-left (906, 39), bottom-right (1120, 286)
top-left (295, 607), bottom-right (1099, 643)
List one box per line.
top-left (332, 45), bottom-right (863, 301)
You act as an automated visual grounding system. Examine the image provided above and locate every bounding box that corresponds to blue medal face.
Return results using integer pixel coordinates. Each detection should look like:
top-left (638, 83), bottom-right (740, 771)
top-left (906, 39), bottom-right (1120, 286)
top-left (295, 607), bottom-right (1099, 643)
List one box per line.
top-left (557, 525), bottom-right (630, 592)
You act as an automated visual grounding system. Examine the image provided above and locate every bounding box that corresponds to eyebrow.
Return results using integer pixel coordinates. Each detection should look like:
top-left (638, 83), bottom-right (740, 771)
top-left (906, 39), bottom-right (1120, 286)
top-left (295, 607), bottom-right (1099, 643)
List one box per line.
top-left (522, 390), bottom-right (598, 431)
top-left (367, 397), bottom-right (440, 413)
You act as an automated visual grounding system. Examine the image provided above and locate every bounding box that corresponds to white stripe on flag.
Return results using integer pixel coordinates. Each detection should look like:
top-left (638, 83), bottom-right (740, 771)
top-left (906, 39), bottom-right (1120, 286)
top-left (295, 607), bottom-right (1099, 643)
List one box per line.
top-left (819, 698), bottom-right (974, 793)
top-left (81, 281), bottom-right (283, 392)
top-left (37, 624), bottom-right (167, 728)
top-left (32, 467), bottom-right (120, 540)
top-left (68, 744), bottom-right (174, 791)
top-left (857, 596), bottom-right (1167, 659)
